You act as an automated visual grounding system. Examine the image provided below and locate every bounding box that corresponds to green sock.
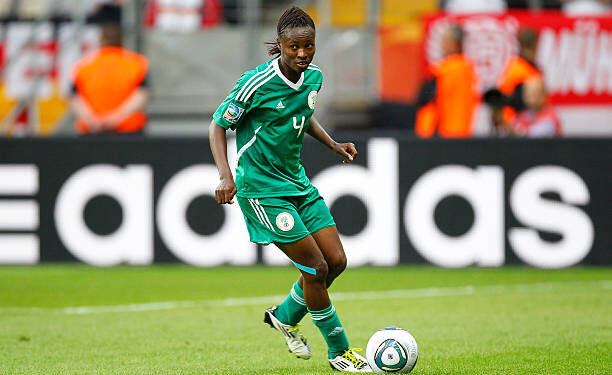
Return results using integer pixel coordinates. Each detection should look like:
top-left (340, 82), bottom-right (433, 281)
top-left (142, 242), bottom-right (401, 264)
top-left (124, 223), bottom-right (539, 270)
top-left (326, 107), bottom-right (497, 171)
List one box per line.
top-left (309, 304), bottom-right (350, 359)
top-left (273, 280), bottom-right (307, 326)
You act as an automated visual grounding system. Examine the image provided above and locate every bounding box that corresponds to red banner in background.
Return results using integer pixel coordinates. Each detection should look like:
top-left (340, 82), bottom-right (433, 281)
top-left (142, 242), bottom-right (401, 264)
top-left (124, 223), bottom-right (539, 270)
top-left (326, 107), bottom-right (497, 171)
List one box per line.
top-left (423, 12), bottom-right (612, 105)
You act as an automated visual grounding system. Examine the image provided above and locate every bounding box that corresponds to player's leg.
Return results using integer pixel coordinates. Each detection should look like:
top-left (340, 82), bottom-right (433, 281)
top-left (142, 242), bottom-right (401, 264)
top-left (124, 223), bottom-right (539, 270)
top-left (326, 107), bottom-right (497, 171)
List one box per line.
top-left (242, 195), bottom-right (369, 371)
top-left (270, 235), bottom-right (333, 363)
top-left (274, 193), bottom-right (336, 330)
top-left (275, 236), bottom-right (330, 310)
top-left (278, 238), bottom-right (369, 372)
top-left (308, 225), bottom-right (347, 287)
top-left (286, 225), bottom-right (345, 327)
top-left (273, 278), bottom-right (307, 328)
top-left (295, 190), bottom-right (347, 288)
top-left (237, 197), bottom-right (312, 359)
top-left (253, 197), bottom-right (311, 326)
top-left (275, 238), bottom-right (348, 352)
top-left (295, 225), bottom-right (346, 298)
top-left (294, 191), bottom-right (371, 372)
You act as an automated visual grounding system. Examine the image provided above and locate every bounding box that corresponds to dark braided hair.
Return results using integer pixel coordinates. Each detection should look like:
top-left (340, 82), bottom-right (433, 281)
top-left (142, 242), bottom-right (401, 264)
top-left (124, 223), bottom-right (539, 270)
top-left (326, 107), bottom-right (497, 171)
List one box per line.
top-left (266, 6), bottom-right (315, 57)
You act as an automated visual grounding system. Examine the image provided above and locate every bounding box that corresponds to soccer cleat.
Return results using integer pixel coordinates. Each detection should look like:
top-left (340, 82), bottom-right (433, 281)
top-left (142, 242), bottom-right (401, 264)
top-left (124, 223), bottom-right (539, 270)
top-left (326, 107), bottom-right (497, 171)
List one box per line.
top-left (329, 348), bottom-right (373, 372)
top-left (264, 306), bottom-right (312, 360)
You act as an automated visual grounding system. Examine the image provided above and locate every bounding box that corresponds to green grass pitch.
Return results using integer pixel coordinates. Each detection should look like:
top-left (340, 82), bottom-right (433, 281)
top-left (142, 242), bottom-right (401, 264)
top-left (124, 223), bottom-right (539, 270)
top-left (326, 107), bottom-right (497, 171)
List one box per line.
top-left (1, 265), bottom-right (610, 374)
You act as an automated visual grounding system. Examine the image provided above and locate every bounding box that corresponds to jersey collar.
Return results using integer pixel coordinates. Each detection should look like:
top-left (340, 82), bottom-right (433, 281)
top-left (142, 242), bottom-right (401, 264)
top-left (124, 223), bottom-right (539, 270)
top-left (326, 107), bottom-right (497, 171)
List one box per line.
top-left (273, 58), bottom-right (304, 90)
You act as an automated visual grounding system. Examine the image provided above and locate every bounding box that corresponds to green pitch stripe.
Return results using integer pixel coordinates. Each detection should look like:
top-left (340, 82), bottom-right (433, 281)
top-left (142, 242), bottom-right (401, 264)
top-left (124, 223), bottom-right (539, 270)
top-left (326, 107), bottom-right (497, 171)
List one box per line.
top-left (1, 280), bottom-right (610, 315)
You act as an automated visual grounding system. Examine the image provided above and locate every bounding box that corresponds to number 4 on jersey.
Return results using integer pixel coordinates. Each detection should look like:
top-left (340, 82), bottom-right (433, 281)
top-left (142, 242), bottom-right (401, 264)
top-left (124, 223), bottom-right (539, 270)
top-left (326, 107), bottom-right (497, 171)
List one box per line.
top-left (293, 116), bottom-right (305, 138)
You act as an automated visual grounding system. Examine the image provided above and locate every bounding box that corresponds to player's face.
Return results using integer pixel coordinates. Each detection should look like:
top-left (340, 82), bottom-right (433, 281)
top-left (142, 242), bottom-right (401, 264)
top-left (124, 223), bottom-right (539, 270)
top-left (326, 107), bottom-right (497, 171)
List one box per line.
top-left (278, 26), bottom-right (316, 75)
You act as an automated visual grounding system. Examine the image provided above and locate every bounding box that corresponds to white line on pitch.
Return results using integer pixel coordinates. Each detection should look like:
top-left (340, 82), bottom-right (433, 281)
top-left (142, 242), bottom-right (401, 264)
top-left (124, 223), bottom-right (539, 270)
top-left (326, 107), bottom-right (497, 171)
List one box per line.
top-left (1, 280), bottom-right (610, 315)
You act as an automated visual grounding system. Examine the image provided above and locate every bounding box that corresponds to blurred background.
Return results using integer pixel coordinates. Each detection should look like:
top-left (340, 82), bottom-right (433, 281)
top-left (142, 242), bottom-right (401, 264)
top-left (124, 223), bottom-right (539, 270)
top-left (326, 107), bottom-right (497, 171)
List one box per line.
top-left (1, 5), bottom-right (610, 373)
top-left (0, 0), bottom-right (610, 268)
top-left (0, 0), bottom-right (609, 137)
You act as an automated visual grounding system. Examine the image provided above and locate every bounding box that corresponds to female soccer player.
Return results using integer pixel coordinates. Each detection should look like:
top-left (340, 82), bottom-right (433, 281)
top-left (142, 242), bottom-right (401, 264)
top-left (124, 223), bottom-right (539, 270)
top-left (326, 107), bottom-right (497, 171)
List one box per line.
top-left (208, 6), bottom-right (371, 373)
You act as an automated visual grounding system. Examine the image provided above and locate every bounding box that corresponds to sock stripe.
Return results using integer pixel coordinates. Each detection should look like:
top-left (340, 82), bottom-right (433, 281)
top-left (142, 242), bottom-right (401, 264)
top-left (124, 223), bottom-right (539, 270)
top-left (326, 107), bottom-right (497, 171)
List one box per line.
top-left (309, 305), bottom-right (333, 316)
top-left (310, 306), bottom-right (336, 321)
top-left (293, 281), bottom-right (303, 294)
top-left (290, 289), bottom-right (306, 306)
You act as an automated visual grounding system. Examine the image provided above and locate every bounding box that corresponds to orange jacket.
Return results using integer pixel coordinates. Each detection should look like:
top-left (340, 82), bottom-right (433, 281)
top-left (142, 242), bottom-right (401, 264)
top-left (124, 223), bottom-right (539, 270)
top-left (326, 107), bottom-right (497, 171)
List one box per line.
top-left (498, 55), bottom-right (541, 121)
top-left (72, 46), bottom-right (149, 134)
top-left (415, 54), bottom-right (479, 138)
top-left (498, 55), bottom-right (541, 95)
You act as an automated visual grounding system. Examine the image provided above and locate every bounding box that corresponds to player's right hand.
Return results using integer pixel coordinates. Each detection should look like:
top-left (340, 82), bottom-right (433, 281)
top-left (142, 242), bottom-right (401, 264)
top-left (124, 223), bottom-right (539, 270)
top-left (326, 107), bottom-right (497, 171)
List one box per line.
top-left (215, 177), bottom-right (237, 204)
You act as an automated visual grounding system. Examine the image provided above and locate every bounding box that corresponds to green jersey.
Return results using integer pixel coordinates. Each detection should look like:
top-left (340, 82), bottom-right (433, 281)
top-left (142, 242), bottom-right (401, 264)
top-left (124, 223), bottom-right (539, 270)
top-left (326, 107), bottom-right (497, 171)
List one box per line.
top-left (213, 58), bottom-right (322, 198)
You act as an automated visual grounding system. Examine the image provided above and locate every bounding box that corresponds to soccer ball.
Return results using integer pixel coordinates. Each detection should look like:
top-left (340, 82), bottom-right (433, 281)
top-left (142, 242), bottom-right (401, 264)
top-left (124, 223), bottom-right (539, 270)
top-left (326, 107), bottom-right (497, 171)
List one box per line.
top-left (366, 327), bottom-right (418, 373)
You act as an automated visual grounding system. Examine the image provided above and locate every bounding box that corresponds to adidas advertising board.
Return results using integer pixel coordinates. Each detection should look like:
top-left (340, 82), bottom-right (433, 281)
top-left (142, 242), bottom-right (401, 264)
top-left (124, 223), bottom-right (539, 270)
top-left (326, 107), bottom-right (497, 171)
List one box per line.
top-left (0, 137), bottom-right (610, 268)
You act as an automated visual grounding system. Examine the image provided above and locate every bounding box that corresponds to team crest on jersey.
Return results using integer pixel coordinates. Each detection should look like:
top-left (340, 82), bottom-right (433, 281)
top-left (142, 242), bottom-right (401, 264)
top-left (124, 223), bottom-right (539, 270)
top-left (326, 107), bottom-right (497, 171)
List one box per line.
top-left (223, 103), bottom-right (245, 124)
top-left (308, 91), bottom-right (318, 109)
top-left (276, 212), bottom-right (295, 231)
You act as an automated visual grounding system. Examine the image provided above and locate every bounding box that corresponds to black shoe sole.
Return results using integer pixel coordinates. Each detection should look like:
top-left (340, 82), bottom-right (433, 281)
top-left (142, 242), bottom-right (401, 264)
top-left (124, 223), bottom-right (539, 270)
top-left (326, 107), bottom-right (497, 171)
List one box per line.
top-left (263, 308), bottom-right (274, 328)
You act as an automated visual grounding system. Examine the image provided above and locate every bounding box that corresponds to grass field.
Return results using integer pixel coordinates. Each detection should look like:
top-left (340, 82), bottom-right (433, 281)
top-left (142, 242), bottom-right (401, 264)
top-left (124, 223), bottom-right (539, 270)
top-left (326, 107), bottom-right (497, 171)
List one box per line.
top-left (1, 265), bottom-right (611, 375)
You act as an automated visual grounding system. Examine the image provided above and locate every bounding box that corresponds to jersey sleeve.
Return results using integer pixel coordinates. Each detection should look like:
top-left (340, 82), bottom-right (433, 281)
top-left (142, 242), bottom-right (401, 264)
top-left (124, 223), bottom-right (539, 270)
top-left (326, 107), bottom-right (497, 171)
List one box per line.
top-left (213, 71), bottom-right (257, 130)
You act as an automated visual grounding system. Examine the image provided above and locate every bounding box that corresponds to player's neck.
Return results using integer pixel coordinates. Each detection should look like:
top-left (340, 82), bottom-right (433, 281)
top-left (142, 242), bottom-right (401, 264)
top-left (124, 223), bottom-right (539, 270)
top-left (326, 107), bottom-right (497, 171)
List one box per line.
top-left (278, 59), bottom-right (301, 83)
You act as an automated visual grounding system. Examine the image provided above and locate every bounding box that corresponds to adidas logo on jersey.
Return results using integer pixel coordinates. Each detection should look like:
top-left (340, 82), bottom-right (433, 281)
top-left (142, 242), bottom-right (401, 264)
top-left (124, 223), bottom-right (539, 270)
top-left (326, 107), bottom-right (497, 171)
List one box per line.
top-left (276, 100), bottom-right (285, 109)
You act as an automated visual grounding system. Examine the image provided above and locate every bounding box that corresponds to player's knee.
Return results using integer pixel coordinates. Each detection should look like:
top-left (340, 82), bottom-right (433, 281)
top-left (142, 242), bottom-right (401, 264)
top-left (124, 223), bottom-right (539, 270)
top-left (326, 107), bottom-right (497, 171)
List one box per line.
top-left (328, 252), bottom-right (347, 278)
top-left (311, 260), bottom-right (329, 284)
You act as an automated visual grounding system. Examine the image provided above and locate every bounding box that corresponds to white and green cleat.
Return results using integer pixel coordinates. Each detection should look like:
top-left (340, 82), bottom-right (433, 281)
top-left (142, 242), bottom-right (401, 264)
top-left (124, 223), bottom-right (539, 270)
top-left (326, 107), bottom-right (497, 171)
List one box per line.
top-left (329, 348), bottom-right (373, 372)
top-left (264, 306), bottom-right (312, 360)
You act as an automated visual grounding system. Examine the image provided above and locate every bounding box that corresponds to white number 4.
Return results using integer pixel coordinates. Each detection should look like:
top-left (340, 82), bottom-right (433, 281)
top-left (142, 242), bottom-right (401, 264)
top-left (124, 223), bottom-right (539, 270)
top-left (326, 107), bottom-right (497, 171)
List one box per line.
top-left (293, 116), bottom-right (305, 138)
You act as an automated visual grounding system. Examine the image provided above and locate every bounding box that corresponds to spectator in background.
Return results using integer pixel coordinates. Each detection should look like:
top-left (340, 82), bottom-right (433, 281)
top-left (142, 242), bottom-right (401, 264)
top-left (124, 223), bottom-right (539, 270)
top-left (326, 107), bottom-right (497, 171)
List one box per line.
top-left (495, 78), bottom-right (562, 137)
top-left (415, 25), bottom-right (479, 138)
top-left (497, 28), bottom-right (542, 124)
top-left (70, 24), bottom-right (149, 135)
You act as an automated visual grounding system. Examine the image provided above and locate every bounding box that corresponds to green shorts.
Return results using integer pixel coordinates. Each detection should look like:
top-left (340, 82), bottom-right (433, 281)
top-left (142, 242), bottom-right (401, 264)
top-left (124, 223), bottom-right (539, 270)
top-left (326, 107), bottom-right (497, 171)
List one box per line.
top-left (236, 189), bottom-right (336, 245)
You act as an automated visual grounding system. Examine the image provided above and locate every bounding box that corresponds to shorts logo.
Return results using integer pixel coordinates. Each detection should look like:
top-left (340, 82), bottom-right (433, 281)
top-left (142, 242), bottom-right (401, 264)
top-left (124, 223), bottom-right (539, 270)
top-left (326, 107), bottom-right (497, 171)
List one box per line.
top-left (276, 212), bottom-right (295, 231)
top-left (223, 103), bottom-right (245, 124)
top-left (308, 91), bottom-right (318, 109)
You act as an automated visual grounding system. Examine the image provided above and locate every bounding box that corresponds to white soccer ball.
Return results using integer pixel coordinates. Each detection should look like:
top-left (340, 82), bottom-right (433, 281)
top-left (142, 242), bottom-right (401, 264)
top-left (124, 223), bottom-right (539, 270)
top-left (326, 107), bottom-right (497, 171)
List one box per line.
top-left (366, 327), bottom-right (418, 373)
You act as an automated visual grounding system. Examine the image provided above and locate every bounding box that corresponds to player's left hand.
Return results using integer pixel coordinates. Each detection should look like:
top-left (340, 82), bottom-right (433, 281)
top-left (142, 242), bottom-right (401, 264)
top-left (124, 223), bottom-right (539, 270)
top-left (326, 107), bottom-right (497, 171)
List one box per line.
top-left (333, 142), bottom-right (358, 164)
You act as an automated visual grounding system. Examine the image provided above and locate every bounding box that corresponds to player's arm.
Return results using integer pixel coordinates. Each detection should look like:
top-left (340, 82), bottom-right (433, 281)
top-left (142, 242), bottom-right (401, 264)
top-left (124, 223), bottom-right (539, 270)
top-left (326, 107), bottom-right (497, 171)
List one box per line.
top-left (209, 70), bottom-right (254, 204)
top-left (209, 120), bottom-right (237, 204)
top-left (307, 116), bottom-right (357, 164)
